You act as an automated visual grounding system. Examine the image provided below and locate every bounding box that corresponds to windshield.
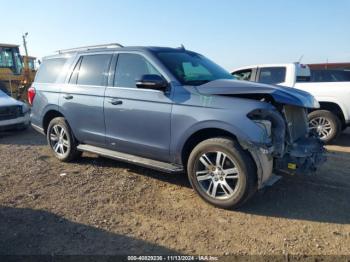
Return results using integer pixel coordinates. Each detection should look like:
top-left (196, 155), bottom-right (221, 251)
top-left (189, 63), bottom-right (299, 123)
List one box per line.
top-left (155, 51), bottom-right (234, 85)
top-left (0, 47), bottom-right (23, 74)
top-left (0, 48), bottom-right (14, 68)
top-left (28, 58), bottom-right (36, 70)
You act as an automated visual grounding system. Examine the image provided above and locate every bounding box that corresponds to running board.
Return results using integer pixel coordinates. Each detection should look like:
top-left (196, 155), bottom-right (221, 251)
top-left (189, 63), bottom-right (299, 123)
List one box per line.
top-left (77, 144), bottom-right (184, 174)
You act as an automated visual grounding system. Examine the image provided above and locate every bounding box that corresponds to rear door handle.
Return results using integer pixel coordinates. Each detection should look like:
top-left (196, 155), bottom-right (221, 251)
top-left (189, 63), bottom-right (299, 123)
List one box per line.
top-left (108, 98), bottom-right (123, 105)
top-left (63, 94), bottom-right (73, 100)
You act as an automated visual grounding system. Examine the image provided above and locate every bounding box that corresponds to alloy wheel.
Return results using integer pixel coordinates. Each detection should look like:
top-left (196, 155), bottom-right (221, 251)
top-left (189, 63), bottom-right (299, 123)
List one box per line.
top-left (49, 124), bottom-right (70, 156)
top-left (309, 117), bottom-right (333, 140)
top-left (195, 151), bottom-right (240, 200)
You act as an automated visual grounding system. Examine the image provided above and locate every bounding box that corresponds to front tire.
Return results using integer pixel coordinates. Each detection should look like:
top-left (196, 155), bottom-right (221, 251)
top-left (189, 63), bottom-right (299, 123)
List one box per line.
top-left (187, 137), bottom-right (257, 209)
top-left (47, 117), bottom-right (81, 162)
top-left (308, 110), bottom-right (341, 143)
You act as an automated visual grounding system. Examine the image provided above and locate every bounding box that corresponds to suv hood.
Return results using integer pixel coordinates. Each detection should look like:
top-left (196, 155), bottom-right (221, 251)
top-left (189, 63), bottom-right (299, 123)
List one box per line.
top-left (195, 79), bottom-right (319, 108)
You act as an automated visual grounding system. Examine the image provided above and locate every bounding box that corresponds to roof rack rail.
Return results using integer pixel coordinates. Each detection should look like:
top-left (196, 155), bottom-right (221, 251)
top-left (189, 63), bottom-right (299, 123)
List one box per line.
top-left (57, 43), bottom-right (123, 54)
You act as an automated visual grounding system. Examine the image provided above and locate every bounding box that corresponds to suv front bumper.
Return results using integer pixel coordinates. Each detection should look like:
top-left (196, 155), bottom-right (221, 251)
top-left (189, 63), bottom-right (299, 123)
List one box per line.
top-left (0, 113), bottom-right (30, 130)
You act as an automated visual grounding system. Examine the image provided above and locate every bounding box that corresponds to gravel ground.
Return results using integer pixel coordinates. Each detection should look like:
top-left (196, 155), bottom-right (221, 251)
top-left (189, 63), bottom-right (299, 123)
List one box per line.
top-left (0, 127), bottom-right (349, 257)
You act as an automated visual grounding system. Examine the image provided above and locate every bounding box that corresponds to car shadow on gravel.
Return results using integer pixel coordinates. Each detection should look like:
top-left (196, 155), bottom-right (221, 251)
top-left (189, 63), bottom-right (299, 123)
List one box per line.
top-left (0, 206), bottom-right (181, 255)
top-left (239, 176), bottom-right (350, 224)
top-left (76, 155), bottom-right (192, 189)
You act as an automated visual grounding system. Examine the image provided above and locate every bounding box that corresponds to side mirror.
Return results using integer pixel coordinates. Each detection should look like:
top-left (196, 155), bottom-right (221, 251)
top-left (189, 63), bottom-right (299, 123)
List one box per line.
top-left (136, 74), bottom-right (168, 91)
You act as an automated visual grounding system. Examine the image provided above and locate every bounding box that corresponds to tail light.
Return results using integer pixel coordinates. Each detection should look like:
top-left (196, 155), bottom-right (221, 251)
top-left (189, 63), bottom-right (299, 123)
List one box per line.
top-left (28, 86), bottom-right (36, 105)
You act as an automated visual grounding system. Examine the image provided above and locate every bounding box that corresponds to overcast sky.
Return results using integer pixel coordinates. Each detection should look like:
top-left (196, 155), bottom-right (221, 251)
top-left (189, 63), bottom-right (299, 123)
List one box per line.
top-left (3, 0), bottom-right (350, 70)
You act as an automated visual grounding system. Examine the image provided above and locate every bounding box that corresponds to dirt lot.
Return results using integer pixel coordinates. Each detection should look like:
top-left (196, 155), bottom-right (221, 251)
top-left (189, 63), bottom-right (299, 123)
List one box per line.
top-left (0, 127), bottom-right (350, 256)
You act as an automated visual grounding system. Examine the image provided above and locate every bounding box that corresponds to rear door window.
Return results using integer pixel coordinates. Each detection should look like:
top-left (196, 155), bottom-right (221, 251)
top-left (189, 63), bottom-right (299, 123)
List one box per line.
top-left (258, 67), bottom-right (286, 84)
top-left (35, 58), bottom-right (67, 83)
top-left (74, 54), bottom-right (112, 86)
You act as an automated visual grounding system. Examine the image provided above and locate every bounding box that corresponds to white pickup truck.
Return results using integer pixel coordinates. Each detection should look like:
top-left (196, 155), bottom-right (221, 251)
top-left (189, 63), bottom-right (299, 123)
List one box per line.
top-left (231, 63), bottom-right (350, 142)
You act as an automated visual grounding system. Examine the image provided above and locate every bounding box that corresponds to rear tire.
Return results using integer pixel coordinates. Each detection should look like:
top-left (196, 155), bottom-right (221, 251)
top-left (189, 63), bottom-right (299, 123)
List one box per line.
top-left (308, 110), bottom-right (341, 143)
top-left (187, 137), bottom-right (257, 209)
top-left (47, 117), bottom-right (81, 162)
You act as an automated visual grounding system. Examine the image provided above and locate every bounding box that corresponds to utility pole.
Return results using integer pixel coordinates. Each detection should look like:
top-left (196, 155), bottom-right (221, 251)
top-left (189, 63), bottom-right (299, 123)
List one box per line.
top-left (21, 32), bottom-right (30, 96)
top-left (22, 32), bottom-right (29, 57)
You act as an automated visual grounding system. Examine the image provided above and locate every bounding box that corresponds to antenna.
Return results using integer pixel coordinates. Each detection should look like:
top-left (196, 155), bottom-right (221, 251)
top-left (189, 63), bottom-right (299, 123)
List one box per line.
top-left (297, 55), bottom-right (304, 63)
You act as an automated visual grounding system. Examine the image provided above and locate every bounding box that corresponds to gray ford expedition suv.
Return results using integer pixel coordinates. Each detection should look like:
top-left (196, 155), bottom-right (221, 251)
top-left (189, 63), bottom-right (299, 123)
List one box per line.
top-left (29, 44), bottom-right (325, 209)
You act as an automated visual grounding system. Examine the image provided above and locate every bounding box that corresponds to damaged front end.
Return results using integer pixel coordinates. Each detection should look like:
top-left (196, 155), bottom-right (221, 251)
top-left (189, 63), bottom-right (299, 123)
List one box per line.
top-left (196, 79), bottom-right (326, 185)
top-left (274, 105), bottom-right (326, 176)
top-left (247, 104), bottom-right (326, 177)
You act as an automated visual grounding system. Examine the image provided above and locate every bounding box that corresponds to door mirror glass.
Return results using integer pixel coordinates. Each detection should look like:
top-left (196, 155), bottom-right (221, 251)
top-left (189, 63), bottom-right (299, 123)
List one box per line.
top-left (136, 74), bottom-right (168, 91)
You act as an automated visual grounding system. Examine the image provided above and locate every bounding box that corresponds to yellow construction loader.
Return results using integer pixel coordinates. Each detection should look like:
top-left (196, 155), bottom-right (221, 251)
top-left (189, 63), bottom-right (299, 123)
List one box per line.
top-left (0, 43), bottom-right (36, 100)
top-left (22, 55), bottom-right (37, 85)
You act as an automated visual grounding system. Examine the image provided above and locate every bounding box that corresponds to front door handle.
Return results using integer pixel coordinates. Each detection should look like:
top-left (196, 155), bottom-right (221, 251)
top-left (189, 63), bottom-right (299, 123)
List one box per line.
top-left (63, 94), bottom-right (73, 100)
top-left (108, 98), bottom-right (123, 105)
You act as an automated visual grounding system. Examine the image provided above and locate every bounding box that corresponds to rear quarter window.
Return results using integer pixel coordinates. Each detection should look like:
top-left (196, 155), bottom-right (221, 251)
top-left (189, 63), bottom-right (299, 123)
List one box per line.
top-left (34, 58), bottom-right (67, 83)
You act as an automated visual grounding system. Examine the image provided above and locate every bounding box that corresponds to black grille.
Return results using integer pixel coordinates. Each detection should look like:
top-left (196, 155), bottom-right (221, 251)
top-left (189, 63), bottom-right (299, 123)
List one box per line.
top-left (0, 106), bottom-right (22, 121)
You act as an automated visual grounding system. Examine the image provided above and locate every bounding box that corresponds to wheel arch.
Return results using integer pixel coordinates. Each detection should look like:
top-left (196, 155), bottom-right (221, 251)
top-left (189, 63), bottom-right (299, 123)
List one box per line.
top-left (42, 110), bottom-right (64, 134)
top-left (312, 101), bottom-right (345, 126)
top-left (179, 127), bottom-right (258, 172)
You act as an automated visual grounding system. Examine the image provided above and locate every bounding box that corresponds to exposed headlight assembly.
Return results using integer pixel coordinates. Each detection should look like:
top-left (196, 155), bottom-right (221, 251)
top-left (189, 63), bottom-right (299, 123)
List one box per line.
top-left (247, 108), bottom-right (286, 157)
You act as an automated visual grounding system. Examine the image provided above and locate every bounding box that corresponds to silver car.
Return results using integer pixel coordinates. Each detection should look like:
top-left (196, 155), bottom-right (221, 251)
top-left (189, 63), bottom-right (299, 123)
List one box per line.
top-left (0, 90), bottom-right (30, 131)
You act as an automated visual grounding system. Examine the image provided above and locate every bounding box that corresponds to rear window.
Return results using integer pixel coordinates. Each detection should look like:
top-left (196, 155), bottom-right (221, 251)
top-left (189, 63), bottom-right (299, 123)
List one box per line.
top-left (310, 70), bottom-right (350, 82)
top-left (35, 58), bottom-right (67, 83)
top-left (258, 67), bottom-right (286, 85)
